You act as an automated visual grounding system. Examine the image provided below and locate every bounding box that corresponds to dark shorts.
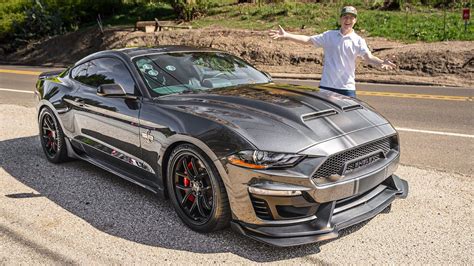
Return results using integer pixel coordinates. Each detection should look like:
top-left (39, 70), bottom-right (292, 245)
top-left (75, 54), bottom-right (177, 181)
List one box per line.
top-left (319, 86), bottom-right (356, 98)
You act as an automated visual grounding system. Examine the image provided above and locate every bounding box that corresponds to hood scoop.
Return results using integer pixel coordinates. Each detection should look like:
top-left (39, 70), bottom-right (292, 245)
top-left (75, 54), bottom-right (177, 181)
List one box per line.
top-left (302, 109), bottom-right (338, 122)
top-left (301, 104), bottom-right (362, 122)
top-left (342, 104), bottom-right (363, 112)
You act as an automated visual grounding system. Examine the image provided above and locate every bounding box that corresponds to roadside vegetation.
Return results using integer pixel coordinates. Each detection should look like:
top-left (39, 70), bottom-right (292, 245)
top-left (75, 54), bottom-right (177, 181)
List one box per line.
top-left (0, 0), bottom-right (472, 54)
top-left (194, 1), bottom-right (473, 42)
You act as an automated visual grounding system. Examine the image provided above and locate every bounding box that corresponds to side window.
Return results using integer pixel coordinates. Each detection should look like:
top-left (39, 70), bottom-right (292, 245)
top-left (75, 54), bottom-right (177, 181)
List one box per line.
top-left (70, 63), bottom-right (88, 82)
top-left (71, 60), bottom-right (100, 87)
top-left (72, 58), bottom-right (139, 95)
top-left (93, 58), bottom-right (138, 95)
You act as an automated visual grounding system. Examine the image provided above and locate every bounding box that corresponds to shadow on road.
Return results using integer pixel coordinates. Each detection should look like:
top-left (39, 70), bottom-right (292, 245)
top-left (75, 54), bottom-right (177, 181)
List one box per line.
top-left (0, 136), bottom-right (370, 262)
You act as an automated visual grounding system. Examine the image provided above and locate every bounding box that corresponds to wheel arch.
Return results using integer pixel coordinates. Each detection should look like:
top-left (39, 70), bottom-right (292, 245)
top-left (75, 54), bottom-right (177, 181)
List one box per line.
top-left (37, 100), bottom-right (65, 129)
top-left (159, 135), bottom-right (230, 200)
top-left (37, 100), bottom-right (79, 159)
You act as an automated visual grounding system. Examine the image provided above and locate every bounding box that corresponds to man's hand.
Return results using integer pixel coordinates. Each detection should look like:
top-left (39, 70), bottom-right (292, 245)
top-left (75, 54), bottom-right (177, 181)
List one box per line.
top-left (364, 53), bottom-right (397, 70)
top-left (269, 25), bottom-right (287, 39)
top-left (381, 58), bottom-right (396, 70)
top-left (269, 25), bottom-right (311, 44)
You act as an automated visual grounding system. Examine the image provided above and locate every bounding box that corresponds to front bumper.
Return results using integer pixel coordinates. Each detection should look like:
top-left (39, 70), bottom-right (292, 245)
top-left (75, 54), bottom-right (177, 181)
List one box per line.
top-left (215, 125), bottom-right (408, 246)
top-left (231, 174), bottom-right (408, 247)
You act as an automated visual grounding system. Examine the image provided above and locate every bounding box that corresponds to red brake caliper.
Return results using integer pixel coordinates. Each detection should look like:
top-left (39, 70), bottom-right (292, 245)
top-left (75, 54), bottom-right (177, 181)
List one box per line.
top-left (184, 161), bottom-right (195, 202)
top-left (47, 131), bottom-right (53, 148)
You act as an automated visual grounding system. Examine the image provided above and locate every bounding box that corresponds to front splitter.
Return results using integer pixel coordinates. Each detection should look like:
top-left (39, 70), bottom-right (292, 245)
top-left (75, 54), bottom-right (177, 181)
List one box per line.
top-left (231, 175), bottom-right (408, 247)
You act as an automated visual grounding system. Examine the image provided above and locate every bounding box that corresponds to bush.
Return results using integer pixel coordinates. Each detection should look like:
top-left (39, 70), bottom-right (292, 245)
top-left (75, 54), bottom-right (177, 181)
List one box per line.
top-left (0, 0), bottom-right (124, 46)
top-left (166, 0), bottom-right (215, 21)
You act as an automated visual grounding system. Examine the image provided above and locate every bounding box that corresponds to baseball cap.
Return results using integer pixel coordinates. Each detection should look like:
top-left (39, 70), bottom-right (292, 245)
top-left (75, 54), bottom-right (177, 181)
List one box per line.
top-left (341, 6), bottom-right (357, 17)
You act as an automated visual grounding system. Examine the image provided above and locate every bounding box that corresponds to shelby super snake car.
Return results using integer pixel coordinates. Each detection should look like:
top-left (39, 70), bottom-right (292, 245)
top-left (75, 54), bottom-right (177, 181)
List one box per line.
top-left (35, 46), bottom-right (408, 246)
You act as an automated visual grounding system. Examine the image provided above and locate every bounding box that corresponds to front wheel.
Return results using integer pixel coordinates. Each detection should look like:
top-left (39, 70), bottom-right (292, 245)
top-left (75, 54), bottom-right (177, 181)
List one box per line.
top-left (166, 144), bottom-right (231, 232)
top-left (38, 107), bottom-right (69, 163)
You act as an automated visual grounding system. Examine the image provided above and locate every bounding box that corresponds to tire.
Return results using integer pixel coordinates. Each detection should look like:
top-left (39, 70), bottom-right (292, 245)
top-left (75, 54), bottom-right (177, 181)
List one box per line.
top-left (166, 144), bottom-right (231, 232)
top-left (38, 107), bottom-right (69, 163)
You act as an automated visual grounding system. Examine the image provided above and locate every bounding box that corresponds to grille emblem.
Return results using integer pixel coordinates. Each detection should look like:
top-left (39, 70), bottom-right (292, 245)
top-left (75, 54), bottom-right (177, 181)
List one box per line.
top-left (343, 151), bottom-right (384, 174)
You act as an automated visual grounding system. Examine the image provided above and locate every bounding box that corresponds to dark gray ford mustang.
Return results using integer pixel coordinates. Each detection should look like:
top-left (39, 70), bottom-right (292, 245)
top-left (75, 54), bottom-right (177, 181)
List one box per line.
top-left (35, 46), bottom-right (408, 247)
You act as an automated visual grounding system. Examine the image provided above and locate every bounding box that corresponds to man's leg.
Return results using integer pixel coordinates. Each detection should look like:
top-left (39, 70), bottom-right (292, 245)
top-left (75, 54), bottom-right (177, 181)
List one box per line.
top-left (344, 90), bottom-right (356, 98)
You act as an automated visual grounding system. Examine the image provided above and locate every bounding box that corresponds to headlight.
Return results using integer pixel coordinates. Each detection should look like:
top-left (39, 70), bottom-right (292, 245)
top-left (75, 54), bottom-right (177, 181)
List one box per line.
top-left (227, 150), bottom-right (304, 169)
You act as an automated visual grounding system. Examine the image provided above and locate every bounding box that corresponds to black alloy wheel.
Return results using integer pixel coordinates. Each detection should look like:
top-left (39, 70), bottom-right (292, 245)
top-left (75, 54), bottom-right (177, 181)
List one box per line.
top-left (174, 153), bottom-right (213, 223)
top-left (167, 144), bottom-right (231, 232)
top-left (39, 107), bottom-right (69, 163)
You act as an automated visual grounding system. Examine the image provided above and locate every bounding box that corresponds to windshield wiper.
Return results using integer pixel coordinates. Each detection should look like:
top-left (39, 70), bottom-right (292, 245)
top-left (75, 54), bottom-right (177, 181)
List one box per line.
top-left (151, 85), bottom-right (199, 99)
top-left (217, 81), bottom-right (270, 89)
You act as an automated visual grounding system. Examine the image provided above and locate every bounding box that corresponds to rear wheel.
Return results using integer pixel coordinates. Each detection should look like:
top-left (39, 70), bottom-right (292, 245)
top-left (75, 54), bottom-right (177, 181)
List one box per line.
top-left (39, 107), bottom-right (69, 163)
top-left (166, 144), bottom-right (231, 232)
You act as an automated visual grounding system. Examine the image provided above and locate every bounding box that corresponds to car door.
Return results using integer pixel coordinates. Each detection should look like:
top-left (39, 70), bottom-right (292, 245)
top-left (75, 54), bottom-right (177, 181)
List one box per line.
top-left (68, 57), bottom-right (154, 185)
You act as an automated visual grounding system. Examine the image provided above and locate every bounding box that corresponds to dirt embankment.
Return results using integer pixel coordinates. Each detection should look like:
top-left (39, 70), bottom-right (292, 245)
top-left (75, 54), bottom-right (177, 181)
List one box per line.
top-left (4, 26), bottom-right (474, 87)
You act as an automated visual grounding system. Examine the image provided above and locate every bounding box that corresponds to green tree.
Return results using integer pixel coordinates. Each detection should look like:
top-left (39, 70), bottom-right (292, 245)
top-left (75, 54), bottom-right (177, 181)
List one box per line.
top-left (166, 0), bottom-right (212, 21)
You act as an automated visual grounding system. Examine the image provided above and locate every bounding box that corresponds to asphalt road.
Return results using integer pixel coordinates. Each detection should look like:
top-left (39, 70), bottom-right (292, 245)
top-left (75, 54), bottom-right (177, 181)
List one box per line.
top-left (0, 65), bottom-right (473, 264)
top-left (273, 78), bottom-right (474, 176)
top-left (1, 65), bottom-right (473, 174)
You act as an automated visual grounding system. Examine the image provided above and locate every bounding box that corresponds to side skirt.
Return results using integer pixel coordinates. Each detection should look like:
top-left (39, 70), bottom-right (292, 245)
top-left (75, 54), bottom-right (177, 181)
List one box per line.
top-left (64, 137), bottom-right (166, 198)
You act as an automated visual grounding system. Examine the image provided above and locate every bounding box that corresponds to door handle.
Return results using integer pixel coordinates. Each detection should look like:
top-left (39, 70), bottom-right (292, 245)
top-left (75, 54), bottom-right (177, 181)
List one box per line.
top-left (74, 98), bottom-right (85, 107)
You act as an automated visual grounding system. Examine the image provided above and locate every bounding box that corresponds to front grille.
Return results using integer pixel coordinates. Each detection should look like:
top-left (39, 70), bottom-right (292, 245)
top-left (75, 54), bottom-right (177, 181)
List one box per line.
top-left (313, 137), bottom-right (392, 180)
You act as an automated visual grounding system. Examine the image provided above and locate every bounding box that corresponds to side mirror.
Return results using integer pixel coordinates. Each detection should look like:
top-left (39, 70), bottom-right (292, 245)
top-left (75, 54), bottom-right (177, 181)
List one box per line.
top-left (97, 84), bottom-right (137, 99)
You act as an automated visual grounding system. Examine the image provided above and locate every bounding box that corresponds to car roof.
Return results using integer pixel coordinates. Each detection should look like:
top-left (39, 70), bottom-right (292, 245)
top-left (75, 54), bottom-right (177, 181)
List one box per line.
top-left (74, 45), bottom-right (224, 66)
top-left (117, 45), bottom-right (223, 58)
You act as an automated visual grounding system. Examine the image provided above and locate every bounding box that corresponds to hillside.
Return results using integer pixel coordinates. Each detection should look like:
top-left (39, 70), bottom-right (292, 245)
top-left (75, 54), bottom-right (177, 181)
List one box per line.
top-left (3, 26), bottom-right (473, 87)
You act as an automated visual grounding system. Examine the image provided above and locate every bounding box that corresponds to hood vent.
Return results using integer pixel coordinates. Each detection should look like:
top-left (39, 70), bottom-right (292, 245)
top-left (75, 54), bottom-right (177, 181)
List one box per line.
top-left (302, 109), bottom-right (338, 122)
top-left (342, 104), bottom-right (362, 112)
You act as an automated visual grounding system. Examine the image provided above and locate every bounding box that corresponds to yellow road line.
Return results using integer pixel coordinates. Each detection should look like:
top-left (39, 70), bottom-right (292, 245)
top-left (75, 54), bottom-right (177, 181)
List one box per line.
top-left (0, 68), bottom-right (471, 102)
top-left (358, 90), bottom-right (472, 102)
top-left (0, 69), bottom-right (42, 75)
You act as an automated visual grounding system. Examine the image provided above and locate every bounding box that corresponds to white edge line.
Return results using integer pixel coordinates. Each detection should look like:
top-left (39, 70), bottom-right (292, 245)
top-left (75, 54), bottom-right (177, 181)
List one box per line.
top-left (0, 88), bottom-right (34, 94)
top-left (396, 127), bottom-right (474, 139)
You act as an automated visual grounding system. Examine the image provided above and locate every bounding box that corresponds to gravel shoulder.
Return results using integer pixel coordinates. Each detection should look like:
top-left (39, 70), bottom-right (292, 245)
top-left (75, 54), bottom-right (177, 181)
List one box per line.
top-left (0, 104), bottom-right (472, 264)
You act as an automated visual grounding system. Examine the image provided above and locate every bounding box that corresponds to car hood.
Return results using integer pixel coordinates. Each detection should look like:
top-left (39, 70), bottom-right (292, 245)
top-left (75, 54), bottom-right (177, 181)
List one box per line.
top-left (157, 83), bottom-right (391, 153)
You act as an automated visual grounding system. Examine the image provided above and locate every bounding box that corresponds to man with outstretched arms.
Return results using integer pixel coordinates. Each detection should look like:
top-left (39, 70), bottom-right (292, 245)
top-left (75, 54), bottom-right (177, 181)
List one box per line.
top-left (269, 6), bottom-right (396, 97)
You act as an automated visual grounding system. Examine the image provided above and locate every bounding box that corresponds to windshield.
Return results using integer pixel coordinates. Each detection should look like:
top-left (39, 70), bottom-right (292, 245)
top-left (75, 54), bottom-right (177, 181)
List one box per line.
top-left (133, 52), bottom-right (271, 96)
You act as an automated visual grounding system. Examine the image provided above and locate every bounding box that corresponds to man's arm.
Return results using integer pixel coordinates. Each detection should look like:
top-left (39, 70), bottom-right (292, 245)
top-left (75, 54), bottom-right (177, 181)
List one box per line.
top-left (363, 52), bottom-right (396, 70)
top-left (269, 25), bottom-right (312, 44)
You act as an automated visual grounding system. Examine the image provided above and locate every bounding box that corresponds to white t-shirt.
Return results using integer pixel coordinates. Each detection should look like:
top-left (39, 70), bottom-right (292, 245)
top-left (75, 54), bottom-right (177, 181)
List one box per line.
top-left (310, 30), bottom-right (370, 91)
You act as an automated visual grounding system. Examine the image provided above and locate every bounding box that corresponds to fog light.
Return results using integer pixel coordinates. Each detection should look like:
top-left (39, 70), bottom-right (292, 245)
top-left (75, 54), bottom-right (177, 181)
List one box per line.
top-left (248, 186), bottom-right (302, 196)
